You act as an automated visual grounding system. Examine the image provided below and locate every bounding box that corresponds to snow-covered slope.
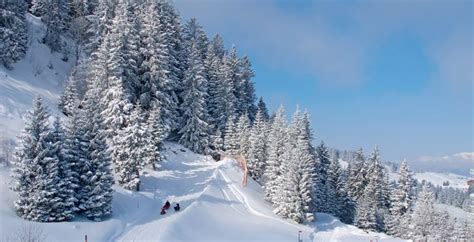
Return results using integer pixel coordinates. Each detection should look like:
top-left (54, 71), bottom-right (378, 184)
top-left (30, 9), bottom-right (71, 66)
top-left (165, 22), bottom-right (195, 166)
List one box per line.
top-left (0, 143), bottom-right (403, 242)
top-left (0, 14), bottom-right (74, 138)
top-left (389, 171), bottom-right (470, 190)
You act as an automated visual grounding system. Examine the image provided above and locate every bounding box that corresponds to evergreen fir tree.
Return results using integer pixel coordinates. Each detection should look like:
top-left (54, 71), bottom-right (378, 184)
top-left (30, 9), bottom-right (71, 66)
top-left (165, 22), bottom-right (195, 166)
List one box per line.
top-left (314, 141), bottom-right (331, 213)
top-left (411, 184), bottom-right (437, 240)
top-left (256, 97), bottom-right (270, 121)
top-left (49, 116), bottom-right (76, 221)
top-left (58, 76), bottom-right (80, 116)
top-left (80, 79), bottom-right (114, 221)
top-left (156, 0), bottom-right (184, 126)
top-left (223, 115), bottom-right (238, 155)
top-left (355, 189), bottom-right (378, 231)
top-left (246, 109), bottom-right (268, 183)
top-left (11, 97), bottom-right (73, 222)
top-left (274, 109), bottom-right (315, 224)
top-left (115, 104), bottom-right (144, 191)
top-left (0, 0), bottom-right (28, 69)
top-left (140, 0), bottom-right (178, 131)
top-left (236, 113), bottom-right (251, 157)
top-left (144, 106), bottom-right (167, 170)
top-left (364, 146), bottom-right (389, 231)
top-left (238, 56), bottom-right (257, 119)
top-left (221, 48), bottom-right (239, 118)
top-left (178, 41), bottom-right (211, 154)
top-left (11, 97), bottom-right (50, 220)
top-left (86, 0), bottom-right (114, 55)
top-left (43, 0), bottom-right (70, 53)
top-left (30, 0), bottom-right (47, 16)
top-left (346, 148), bottom-right (368, 202)
top-left (205, 34), bottom-right (227, 132)
top-left (210, 128), bottom-right (224, 154)
top-left (263, 106), bottom-right (287, 204)
top-left (386, 159), bottom-right (415, 236)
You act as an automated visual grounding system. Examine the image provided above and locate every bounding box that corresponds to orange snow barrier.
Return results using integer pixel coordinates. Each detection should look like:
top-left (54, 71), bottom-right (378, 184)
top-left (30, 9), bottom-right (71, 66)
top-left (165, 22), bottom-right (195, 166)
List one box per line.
top-left (220, 152), bottom-right (248, 187)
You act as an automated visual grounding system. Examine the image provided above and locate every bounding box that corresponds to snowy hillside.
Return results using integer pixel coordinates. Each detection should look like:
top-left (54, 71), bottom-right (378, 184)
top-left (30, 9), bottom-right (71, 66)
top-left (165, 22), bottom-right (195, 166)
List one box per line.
top-left (389, 170), bottom-right (470, 190)
top-left (0, 14), bottom-right (74, 138)
top-left (0, 143), bottom-right (402, 242)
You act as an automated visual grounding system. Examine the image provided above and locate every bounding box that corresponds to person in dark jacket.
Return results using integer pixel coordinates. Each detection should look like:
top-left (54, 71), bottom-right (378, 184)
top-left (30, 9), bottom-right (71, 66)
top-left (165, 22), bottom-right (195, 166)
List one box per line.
top-left (174, 203), bottom-right (180, 211)
top-left (164, 200), bottom-right (170, 210)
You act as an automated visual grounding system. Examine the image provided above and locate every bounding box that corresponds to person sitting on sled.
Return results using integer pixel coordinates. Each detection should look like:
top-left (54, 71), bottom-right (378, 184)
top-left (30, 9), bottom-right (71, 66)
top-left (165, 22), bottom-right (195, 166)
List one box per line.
top-left (174, 203), bottom-right (180, 211)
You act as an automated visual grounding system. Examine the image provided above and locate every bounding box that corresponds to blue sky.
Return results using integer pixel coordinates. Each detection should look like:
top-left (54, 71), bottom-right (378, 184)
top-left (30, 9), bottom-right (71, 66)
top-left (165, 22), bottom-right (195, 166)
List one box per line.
top-left (174, 0), bottom-right (473, 162)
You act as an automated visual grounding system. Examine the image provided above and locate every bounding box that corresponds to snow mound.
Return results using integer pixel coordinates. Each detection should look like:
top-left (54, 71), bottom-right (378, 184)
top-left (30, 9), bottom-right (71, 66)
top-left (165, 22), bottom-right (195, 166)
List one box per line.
top-left (0, 14), bottom-right (75, 138)
top-left (0, 143), bottom-right (403, 241)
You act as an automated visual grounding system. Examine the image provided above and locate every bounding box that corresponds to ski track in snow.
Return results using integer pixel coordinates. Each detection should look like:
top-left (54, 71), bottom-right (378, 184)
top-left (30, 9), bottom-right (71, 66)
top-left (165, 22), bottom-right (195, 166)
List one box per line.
top-left (217, 168), bottom-right (304, 231)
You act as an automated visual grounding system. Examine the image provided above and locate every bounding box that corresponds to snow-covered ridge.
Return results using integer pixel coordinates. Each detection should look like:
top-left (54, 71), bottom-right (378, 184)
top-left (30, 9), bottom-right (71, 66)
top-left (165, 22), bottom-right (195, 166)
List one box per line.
top-left (0, 14), bottom-right (75, 138)
top-left (0, 143), bottom-right (402, 241)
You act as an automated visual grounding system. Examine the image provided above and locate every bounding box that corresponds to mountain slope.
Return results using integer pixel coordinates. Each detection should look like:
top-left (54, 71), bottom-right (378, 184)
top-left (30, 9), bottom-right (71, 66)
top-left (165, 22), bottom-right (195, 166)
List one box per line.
top-left (0, 14), bottom-right (74, 138)
top-left (0, 143), bottom-right (402, 242)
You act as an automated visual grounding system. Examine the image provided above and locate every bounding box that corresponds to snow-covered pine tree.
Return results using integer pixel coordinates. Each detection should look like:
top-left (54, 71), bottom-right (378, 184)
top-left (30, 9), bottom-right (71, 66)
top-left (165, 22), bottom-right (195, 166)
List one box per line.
top-left (273, 147), bottom-right (303, 223)
top-left (62, 107), bottom-right (89, 213)
top-left (256, 97), bottom-right (270, 121)
top-left (156, 0), bottom-right (184, 125)
top-left (58, 76), bottom-right (80, 116)
top-left (140, 0), bottom-right (178, 132)
top-left (182, 18), bottom-right (208, 63)
top-left (99, 28), bottom-right (134, 161)
top-left (411, 184), bottom-right (438, 240)
top-left (86, 0), bottom-right (114, 55)
top-left (434, 209), bottom-right (454, 241)
top-left (246, 109), bottom-right (268, 182)
top-left (346, 148), bottom-right (368, 202)
top-left (210, 128), bottom-right (224, 154)
top-left (223, 115), bottom-right (238, 155)
top-left (263, 106), bottom-right (287, 204)
top-left (236, 113), bottom-right (251, 157)
top-left (0, 0), bottom-right (28, 69)
top-left (354, 188), bottom-right (378, 231)
top-left (49, 116), bottom-right (76, 221)
top-left (11, 97), bottom-right (72, 222)
top-left (327, 156), bottom-right (343, 216)
top-left (238, 56), bottom-right (257, 119)
top-left (386, 159), bottom-right (415, 236)
top-left (115, 104), bottom-right (144, 191)
top-left (205, 34), bottom-right (227, 132)
top-left (12, 96), bottom-right (51, 220)
top-left (30, 126), bottom-right (65, 222)
top-left (364, 146), bottom-right (389, 231)
top-left (144, 106), bottom-right (167, 170)
top-left (178, 40), bottom-right (211, 154)
top-left (80, 79), bottom-right (114, 221)
top-left (43, 0), bottom-right (70, 53)
top-left (274, 109), bottom-right (315, 224)
top-left (220, 48), bottom-right (239, 118)
top-left (30, 0), bottom-right (47, 16)
top-left (313, 141), bottom-right (331, 213)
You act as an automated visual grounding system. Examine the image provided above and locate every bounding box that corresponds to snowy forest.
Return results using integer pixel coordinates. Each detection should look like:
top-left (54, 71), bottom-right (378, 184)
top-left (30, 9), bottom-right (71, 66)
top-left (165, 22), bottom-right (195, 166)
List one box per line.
top-left (1, 0), bottom-right (472, 241)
